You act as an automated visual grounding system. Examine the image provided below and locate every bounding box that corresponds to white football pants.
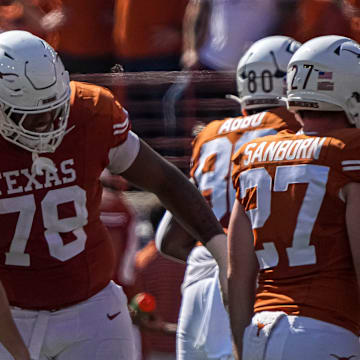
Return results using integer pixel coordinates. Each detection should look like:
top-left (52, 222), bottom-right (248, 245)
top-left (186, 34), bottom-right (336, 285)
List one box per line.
top-left (177, 276), bottom-right (234, 360)
top-left (0, 281), bottom-right (135, 360)
top-left (243, 311), bottom-right (360, 360)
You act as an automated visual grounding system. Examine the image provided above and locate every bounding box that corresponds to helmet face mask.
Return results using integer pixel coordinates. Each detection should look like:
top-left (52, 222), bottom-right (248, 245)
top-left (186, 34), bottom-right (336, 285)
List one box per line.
top-left (0, 101), bottom-right (70, 153)
top-left (237, 36), bottom-right (301, 112)
top-left (286, 35), bottom-right (360, 128)
top-left (0, 30), bottom-right (71, 153)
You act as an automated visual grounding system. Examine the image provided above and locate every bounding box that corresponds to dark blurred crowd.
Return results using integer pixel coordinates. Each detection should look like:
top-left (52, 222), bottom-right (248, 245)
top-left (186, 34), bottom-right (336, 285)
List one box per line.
top-left (1, 0), bottom-right (360, 74)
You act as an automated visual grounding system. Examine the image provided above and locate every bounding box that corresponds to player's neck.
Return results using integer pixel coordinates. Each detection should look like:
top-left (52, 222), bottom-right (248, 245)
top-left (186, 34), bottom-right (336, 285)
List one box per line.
top-left (301, 113), bottom-right (352, 133)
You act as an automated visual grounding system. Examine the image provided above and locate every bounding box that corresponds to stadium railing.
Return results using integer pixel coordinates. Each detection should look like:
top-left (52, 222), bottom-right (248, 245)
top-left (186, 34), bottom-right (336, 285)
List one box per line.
top-left (71, 70), bottom-right (239, 174)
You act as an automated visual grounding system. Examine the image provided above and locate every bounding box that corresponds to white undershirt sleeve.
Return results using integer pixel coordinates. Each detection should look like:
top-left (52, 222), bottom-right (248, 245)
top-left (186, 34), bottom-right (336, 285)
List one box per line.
top-left (107, 131), bottom-right (140, 174)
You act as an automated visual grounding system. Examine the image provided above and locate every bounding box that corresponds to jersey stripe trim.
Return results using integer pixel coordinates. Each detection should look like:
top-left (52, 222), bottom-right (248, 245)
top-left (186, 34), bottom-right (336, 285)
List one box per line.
top-left (113, 123), bottom-right (128, 129)
top-left (342, 166), bottom-right (360, 171)
top-left (113, 118), bottom-right (129, 135)
top-left (341, 160), bottom-right (360, 165)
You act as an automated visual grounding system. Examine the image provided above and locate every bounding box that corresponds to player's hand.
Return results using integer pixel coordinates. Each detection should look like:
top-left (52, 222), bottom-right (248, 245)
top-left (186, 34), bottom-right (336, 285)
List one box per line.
top-left (40, 9), bottom-right (65, 31)
top-left (181, 49), bottom-right (201, 70)
top-left (135, 312), bottom-right (177, 334)
top-left (12, 347), bottom-right (31, 360)
top-left (137, 312), bottom-right (166, 332)
top-left (14, 356), bottom-right (31, 360)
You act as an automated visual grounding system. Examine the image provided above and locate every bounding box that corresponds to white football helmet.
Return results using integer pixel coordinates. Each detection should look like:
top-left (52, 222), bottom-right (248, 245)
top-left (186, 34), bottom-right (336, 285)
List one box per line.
top-left (287, 35), bottom-right (360, 128)
top-left (236, 35), bottom-right (301, 111)
top-left (0, 30), bottom-right (71, 153)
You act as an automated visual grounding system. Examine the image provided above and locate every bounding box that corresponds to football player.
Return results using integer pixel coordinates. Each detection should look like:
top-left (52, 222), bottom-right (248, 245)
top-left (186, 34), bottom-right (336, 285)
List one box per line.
top-left (229, 35), bottom-right (360, 360)
top-left (0, 30), bottom-right (227, 360)
top-left (155, 35), bottom-right (301, 360)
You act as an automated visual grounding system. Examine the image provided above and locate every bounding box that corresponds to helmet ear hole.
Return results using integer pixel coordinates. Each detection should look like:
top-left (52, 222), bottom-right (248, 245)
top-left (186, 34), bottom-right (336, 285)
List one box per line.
top-left (240, 71), bottom-right (247, 80)
top-left (351, 92), bottom-right (360, 102)
top-left (345, 92), bottom-right (360, 127)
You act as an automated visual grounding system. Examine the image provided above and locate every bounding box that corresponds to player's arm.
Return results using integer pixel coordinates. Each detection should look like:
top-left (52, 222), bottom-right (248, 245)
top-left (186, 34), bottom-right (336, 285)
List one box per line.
top-left (134, 312), bottom-right (178, 335)
top-left (155, 210), bottom-right (197, 263)
top-left (227, 199), bottom-right (258, 360)
top-left (344, 182), bottom-right (360, 299)
top-left (0, 281), bottom-right (30, 360)
top-left (181, 0), bottom-right (210, 69)
top-left (120, 138), bottom-right (228, 301)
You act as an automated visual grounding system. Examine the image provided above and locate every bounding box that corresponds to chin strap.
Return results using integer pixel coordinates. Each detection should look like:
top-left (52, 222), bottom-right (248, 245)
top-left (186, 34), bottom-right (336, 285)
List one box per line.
top-left (225, 94), bottom-right (242, 104)
top-left (32, 152), bottom-right (58, 176)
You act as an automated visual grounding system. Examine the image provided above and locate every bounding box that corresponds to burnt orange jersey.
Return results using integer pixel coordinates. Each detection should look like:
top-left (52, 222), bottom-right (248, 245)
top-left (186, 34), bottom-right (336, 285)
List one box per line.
top-left (190, 108), bottom-right (299, 229)
top-left (0, 81), bottom-right (131, 310)
top-left (232, 128), bottom-right (360, 335)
